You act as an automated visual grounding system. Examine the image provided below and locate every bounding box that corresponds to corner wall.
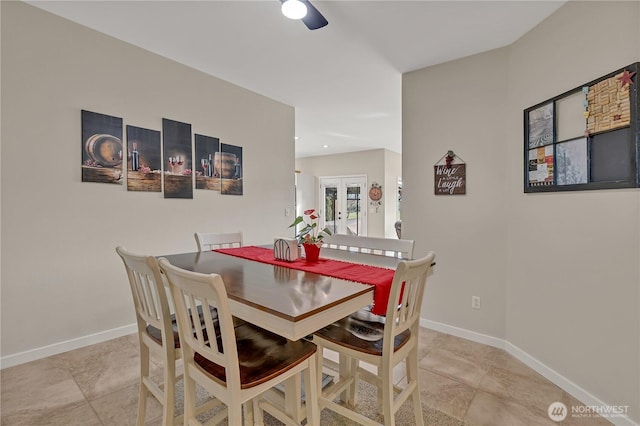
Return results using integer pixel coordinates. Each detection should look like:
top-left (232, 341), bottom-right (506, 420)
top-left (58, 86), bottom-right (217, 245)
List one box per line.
top-left (403, 1), bottom-right (639, 422)
top-left (1, 2), bottom-right (295, 361)
top-left (505, 1), bottom-right (639, 421)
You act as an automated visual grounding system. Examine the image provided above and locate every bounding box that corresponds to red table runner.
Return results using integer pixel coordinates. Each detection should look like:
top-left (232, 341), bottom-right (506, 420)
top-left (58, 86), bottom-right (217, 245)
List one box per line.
top-left (215, 246), bottom-right (395, 315)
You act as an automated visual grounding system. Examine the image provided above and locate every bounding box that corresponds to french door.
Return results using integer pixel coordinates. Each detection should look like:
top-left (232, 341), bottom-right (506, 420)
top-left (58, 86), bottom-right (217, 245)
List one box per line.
top-left (319, 176), bottom-right (367, 236)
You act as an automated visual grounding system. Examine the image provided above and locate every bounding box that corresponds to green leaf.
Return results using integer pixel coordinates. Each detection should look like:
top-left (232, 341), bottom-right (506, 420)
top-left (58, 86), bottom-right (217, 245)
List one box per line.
top-left (288, 216), bottom-right (304, 228)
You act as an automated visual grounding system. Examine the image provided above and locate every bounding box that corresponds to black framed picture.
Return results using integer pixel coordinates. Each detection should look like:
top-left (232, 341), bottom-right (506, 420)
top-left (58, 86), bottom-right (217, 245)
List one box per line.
top-left (524, 62), bottom-right (639, 193)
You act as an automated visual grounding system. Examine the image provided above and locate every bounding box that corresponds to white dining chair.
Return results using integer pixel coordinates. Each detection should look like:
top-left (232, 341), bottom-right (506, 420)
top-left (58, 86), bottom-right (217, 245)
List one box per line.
top-left (116, 246), bottom-right (227, 425)
top-left (313, 252), bottom-right (436, 426)
top-left (158, 257), bottom-right (320, 426)
top-left (116, 246), bottom-right (182, 426)
top-left (194, 231), bottom-right (243, 252)
top-left (322, 234), bottom-right (415, 259)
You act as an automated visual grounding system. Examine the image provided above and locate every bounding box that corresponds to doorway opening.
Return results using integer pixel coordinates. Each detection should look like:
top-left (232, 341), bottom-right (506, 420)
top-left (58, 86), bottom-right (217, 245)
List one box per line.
top-left (319, 176), bottom-right (367, 236)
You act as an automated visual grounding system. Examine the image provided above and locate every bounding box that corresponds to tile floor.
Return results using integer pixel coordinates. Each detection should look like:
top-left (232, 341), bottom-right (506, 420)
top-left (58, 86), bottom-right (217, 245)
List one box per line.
top-left (1, 328), bottom-right (612, 425)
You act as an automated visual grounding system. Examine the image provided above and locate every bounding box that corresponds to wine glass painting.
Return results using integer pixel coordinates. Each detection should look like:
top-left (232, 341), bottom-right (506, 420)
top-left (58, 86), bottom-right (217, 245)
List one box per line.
top-left (162, 118), bottom-right (193, 199)
top-left (195, 134), bottom-right (221, 191)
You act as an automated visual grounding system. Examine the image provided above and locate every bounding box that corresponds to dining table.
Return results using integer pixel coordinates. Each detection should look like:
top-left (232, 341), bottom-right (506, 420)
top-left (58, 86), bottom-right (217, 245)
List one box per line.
top-left (160, 245), bottom-right (404, 422)
top-left (160, 245), bottom-right (402, 341)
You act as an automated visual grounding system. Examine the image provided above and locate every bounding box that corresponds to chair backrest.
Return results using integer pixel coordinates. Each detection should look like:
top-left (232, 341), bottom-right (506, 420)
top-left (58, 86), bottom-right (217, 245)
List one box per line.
top-left (322, 234), bottom-right (415, 259)
top-left (116, 246), bottom-right (174, 347)
top-left (158, 258), bottom-right (241, 390)
top-left (194, 231), bottom-right (243, 252)
top-left (383, 252), bottom-right (436, 355)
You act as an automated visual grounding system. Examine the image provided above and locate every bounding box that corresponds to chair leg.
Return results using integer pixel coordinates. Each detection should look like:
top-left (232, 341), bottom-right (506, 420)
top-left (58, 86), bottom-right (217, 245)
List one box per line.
top-left (407, 349), bottom-right (424, 426)
top-left (283, 373), bottom-right (302, 421)
top-left (347, 357), bottom-right (359, 406)
top-left (183, 370), bottom-right (197, 425)
top-left (229, 403), bottom-right (243, 426)
top-left (304, 355), bottom-right (320, 426)
top-left (253, 398), bottom-right (264, 426)
top-left (162, 353), bottom-right (176, 426)
top-left (381, 367), bottom-right (395, 426)
top-left (136, 344), bottom-right (150, 426)
top-left (376, 370), bottom-right (383, 416)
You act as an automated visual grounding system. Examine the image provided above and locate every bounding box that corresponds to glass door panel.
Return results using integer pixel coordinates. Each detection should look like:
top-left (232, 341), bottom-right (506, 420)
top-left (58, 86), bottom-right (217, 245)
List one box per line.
top-left (319, 176), bottom-right (367, 236)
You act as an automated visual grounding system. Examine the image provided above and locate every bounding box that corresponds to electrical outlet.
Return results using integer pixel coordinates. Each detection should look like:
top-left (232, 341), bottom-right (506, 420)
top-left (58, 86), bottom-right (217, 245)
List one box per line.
top-left (471, 296), bottom-right (481, 310)
top-left (285, 208), bottom-right (291, 217)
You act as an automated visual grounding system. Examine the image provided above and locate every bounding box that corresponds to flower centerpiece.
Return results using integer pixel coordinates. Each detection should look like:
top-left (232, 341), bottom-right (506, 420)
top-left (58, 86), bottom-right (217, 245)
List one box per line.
top-left (288, 209), bottom-right (332, 262)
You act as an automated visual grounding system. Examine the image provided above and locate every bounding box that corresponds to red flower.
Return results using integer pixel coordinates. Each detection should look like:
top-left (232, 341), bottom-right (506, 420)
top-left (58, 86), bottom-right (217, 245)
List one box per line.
top-left (309, 214), bottom-right (318, 220)
top-left (304, 209), bottom-right (315, 215)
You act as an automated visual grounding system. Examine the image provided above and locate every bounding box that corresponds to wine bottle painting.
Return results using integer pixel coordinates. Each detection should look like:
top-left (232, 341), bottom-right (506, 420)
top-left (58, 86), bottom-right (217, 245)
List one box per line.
top-left (194, 134), bottom-right (221, 191)
top-left (126, 125), bottom-right (161, 192)
top-left (81, 110), bottom-right (123, 185)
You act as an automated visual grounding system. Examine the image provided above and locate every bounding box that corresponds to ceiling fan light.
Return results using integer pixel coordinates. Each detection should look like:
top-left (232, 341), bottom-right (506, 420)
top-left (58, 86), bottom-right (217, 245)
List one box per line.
top-left (282, 0), bottom-right (307, 20)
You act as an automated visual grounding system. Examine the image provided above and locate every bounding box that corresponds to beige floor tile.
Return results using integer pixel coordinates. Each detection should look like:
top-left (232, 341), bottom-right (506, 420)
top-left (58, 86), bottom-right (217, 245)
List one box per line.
top-left (417, 327), bottom-right (447, 358)
top-left (0, 400), bottom-right (102, 426)
top-left (479, 365), bottom-right (564, 417)
top-left (439, 333), bottom-right (502, 365)
top-left (0, 329), bottom-right (588, 426)
top-left (465, 390), bottom-right (556, 426)
top-left (489, 350), bottom-right (551, 384)
top-left (52, 334), bottom-right (159, 400)
top-left (90, 381), bottom-right (163, 426)
top-left (418, 369), bottom-right (476, 421)
top-left (0, 357), bottom-right (86, 416)
top-left (419, 347), bottom-right (488, 388)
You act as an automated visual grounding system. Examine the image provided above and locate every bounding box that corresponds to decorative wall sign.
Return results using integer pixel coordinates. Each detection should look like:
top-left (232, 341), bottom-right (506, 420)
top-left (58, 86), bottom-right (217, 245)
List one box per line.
top-left (194, 134), bottom-right (221, 191)
top-left (434, 151), bottom-right (466, 195)
top-left (126, 126), bottom-right (161, 192)
top-left (369, 182), bottom-right (382, 203)
top-left (81, 110), bottom-right (123, 184)
top-left (220, 143), bottom-right (243, 195)
top-left (524, 62), bottom-right (639, 193)
top-left (163, 118), bottom-right (193, 199)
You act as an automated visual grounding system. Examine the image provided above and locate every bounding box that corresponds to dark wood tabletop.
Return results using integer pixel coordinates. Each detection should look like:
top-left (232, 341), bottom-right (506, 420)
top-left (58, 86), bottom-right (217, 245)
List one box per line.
top-left (159, 248), bottom-right (394, 340)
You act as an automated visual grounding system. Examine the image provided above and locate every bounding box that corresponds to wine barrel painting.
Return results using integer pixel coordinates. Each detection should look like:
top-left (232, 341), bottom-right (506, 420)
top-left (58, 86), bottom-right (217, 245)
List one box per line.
top-left (81, 110), bottom-right (123, 185)
top-left (85, 134), bottom-right (122, 167)
top-left (220, 143), bottom-right (243, 196)
top-left (213, 152), bottom-right (237, 179)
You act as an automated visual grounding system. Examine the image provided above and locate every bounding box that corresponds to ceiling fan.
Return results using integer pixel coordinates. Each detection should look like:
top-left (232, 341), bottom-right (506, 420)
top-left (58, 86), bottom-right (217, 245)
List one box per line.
top-left (280, 0), bottom-right (328, 30)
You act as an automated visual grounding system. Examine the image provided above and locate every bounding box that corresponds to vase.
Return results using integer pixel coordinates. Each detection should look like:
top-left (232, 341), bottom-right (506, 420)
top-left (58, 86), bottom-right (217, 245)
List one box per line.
top-left (303, 243), bottom-right (321, 262)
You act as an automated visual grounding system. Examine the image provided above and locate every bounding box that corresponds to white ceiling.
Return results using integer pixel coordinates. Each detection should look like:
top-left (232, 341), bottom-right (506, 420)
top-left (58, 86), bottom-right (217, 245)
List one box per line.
top-left (28, 0), bottom-right (565, 158)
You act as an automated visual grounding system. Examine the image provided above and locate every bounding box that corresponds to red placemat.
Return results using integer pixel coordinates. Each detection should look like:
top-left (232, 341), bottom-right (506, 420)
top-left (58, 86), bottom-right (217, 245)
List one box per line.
top-left (215, 246), bottom-right (395, 315)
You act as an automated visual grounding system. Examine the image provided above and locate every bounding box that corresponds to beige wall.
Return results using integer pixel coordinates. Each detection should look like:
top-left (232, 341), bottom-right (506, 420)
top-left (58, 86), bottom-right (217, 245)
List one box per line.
top-left (403, 1), bottom-right (639, 422)
top-left (1, 2), bottom-right (295, 360)
top-left (295, 149), bottom-right (401, 238)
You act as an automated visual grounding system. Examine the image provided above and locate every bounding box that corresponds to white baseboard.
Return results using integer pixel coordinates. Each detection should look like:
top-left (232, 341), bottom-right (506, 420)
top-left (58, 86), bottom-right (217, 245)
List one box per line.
top-left (420, 318), bottom-right (505, 349)
top-left (0, 323), bottom-right (137, 369)
top-left (420, 318), bottom-right (638, 426)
